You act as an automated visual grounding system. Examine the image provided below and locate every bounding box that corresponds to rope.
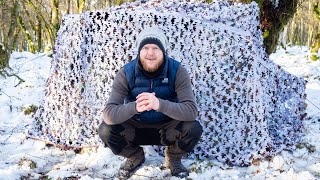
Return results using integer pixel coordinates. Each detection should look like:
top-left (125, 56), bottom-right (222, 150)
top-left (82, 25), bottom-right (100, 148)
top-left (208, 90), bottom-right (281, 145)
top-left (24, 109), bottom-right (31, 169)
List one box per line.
top-left (306, 98), bottom-right (320, 112)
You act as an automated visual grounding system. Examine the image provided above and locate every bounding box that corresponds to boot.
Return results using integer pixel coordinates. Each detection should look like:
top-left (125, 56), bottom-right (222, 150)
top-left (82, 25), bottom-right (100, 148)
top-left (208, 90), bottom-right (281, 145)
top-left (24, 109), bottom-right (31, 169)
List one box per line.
top-left (163, 148), bottom-right (189, 178)
top-left (117, 150), bottom-right (145, 179)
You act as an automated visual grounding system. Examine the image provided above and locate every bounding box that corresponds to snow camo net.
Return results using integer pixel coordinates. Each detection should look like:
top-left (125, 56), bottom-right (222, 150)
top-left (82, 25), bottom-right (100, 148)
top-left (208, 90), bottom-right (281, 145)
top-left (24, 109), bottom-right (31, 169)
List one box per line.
top-left (30, 0), bottom-right (307, 166)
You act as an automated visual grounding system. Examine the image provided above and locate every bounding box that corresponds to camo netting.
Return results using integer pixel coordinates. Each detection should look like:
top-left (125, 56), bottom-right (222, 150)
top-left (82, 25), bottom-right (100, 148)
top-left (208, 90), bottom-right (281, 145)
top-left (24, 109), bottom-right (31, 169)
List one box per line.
top-left (29, 0), bottom-right (306, 166)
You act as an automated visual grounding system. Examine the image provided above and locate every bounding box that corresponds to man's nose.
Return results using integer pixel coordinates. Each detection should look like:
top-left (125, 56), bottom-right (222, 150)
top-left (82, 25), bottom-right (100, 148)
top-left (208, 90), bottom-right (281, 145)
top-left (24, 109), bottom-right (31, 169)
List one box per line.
top-left (146, 49), bottom-right (155, 55)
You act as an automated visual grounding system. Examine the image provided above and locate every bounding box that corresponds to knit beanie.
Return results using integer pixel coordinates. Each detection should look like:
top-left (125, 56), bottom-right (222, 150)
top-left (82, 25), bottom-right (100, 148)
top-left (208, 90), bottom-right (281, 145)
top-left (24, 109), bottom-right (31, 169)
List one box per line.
top-left (136, 27), bottom-right (168, 55)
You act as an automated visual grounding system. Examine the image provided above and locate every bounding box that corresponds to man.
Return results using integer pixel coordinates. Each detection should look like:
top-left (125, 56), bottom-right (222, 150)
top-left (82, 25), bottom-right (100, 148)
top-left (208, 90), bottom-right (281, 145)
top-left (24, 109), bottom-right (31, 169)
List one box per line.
top-left (98, 26), bottom-right (202, 179)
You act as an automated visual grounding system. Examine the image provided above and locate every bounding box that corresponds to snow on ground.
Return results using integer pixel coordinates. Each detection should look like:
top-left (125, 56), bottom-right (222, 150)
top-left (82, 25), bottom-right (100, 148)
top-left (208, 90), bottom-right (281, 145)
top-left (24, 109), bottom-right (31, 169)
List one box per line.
top-left (0, 47), bottom-right (319, 179)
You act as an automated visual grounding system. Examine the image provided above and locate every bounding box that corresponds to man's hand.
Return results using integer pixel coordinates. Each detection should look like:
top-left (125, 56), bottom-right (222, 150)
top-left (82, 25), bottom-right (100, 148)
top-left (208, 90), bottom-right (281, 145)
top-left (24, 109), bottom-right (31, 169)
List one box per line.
top-left (136, 92), bottom-right (160, 112)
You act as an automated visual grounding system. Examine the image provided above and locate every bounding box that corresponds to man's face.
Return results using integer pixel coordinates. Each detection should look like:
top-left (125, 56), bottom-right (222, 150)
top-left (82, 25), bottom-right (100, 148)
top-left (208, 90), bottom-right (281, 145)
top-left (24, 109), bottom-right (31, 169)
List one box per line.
top-left (139, 44), bottom-right (164, 72)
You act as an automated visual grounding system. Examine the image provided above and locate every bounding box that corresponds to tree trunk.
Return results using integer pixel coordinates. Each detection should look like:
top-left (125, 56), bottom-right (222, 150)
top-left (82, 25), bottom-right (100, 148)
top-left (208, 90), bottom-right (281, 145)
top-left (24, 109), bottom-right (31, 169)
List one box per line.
top-left (67, 0), bottom-right (71, 14)
top-left (235, 0), bottom-right (298, 54)
top-left (12, 28), bottom-right (21, 51)
top-left (6, 0), bottom-right (19, 55)
top-left (311, 33), bottom-right (320, 61)
top-left (24, 0), bottom-right (54, 49)
top-left (77, 0), bottom-right (85, 13)
top-left (106, 0), bottom-right (112, 7)
top-left (0, 30), bottom-right (4, 46)
top-left (311, 3), bottom-right (320, 60)
top-left (17, 15), bottom-right (35, 53)
top-left (1, 0), bottom-right (19, 70)
top-left (260, 0), bottom-right (299, 54)
top-left (21, 2), bottom-right (36, 32)
top-left (115, 0), bottom-right (124, 5)
top-left (36, 15), bottom-right (42, 52)
top-left (51, 0), bottom-right (60, 32)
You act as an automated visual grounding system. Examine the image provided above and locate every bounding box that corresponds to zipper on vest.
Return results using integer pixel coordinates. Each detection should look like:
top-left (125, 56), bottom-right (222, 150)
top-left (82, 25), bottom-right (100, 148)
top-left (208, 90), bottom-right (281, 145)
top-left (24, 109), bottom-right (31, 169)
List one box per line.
top-left (150, 80), bottom-right (153, 92)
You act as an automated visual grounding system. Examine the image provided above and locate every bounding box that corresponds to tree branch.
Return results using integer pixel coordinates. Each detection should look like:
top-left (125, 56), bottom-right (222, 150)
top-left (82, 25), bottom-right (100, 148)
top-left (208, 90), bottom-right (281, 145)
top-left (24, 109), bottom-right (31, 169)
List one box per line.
top-left (26, 136), bottom-right (99, 150)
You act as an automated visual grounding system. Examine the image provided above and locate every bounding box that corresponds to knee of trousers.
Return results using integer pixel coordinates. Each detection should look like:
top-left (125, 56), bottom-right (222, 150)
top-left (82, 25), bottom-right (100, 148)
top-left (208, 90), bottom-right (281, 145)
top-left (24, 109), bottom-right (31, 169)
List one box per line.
top-left (185, 121), bottom-right (203, 141)
top-left (98, 122), bottom-right (127, 154)
top-left (178, 121), bottom-right (203, 152)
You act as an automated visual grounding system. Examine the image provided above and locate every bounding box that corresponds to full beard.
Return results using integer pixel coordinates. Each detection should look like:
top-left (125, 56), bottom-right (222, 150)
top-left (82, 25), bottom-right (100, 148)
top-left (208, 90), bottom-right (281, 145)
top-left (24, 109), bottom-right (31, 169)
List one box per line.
top-left (141, 59), bottom-right (164, 72)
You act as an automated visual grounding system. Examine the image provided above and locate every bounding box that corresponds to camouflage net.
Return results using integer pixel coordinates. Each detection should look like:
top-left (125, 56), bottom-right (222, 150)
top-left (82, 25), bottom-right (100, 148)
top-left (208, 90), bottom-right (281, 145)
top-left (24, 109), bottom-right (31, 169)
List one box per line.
top-left (29, 0), bottom-right (307, 166)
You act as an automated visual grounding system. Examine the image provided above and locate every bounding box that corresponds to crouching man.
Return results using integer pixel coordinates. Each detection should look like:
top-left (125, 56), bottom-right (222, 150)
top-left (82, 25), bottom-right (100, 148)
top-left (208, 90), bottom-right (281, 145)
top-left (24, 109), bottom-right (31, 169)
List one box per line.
top-left (98, 26), bottom-right (202, 179)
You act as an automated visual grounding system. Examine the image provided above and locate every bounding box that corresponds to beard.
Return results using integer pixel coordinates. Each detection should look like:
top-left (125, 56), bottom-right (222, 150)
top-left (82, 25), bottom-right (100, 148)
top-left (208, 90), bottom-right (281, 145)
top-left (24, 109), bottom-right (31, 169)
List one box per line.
top-left (140, 58), bottom-right (164, 72)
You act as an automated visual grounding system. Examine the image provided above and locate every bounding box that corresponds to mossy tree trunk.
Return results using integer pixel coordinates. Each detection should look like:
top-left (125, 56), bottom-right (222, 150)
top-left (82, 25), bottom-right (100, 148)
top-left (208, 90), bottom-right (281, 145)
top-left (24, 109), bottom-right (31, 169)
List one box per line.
top-left (107, 0), bottom-right (112, 7)
top-left (51, 0), bottom-right (60, 45)
top-left (1, 0), bottom-right (18, 71)
top-left (51, 0), bottom-right (60, 32)
top-left (206, 0), bottom-right (299, 55)
top-left (36, 15), bottom-right (42, 52)
top-left (115, 0), bottom-right (124, 5)
top-left (24, 0), bottom-right (54, 49)
top-left (6, 0), bottom-right (19, 55)
top-left (259, 0), bottom-right (299, 54)
top-left (67, 0), bottom-right (71, 14)
top-left (17, 15), bottom-right (35, 53)
top-left (311, 4), bottom-right (320, 60)
top-left (77, 0), bottom-right (85, 13)
top-left (12, 28), bottom-right (21, 51)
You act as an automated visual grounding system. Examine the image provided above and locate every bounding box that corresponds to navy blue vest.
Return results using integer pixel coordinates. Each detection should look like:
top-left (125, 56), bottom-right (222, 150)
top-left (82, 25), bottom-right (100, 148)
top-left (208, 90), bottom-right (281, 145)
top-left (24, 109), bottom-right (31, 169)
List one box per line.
top-left (123, 56), bottom-right (180, 124)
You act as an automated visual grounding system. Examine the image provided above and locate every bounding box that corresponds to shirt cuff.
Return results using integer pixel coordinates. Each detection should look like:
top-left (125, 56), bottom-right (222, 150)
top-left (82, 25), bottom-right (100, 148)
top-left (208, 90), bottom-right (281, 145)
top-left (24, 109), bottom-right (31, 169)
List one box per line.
top-left (157, 98), bottom-right (168, 113)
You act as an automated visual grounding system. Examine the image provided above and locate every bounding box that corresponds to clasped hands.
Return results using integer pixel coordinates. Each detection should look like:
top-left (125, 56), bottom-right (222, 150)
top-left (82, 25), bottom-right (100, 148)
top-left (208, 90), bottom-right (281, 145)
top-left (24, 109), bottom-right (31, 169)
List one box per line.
top-left (136, 92), bottom-right (160, 112)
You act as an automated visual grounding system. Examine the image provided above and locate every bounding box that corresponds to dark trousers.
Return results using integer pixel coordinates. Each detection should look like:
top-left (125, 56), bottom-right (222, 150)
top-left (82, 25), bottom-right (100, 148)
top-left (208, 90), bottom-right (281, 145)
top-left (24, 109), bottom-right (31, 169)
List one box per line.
top-left (98, 119), bottom-right (203, 159)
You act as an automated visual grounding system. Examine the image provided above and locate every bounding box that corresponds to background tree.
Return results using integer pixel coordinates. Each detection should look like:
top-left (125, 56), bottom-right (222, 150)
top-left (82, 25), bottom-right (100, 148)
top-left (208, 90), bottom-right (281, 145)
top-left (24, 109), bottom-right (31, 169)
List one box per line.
top-left (310, 3), bottom-right (320, 60)
top-left (0, 0), bottom-right (318, 75)
top-left (77, 0), bottom-right (85, 13)
top-left (281, 0), bottom-right (320, 47)
top-left (0, 0), bottom-right (19, 71)
top-left (225, 0), bottom-right (299, 54)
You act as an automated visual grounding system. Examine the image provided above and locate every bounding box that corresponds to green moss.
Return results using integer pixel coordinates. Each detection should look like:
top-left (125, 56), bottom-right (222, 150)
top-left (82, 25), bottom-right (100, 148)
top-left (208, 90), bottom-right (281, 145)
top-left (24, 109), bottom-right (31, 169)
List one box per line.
top-left (311, 54), bottom-right (319, 61)
top-left (23, 104), bottom-right (38, 115)
top-left (263, 30), bottom-right (269, 38)
top-left (314, 4), bottom-right (320, 20)
top-left (296, 143), bottom-right (304, 149)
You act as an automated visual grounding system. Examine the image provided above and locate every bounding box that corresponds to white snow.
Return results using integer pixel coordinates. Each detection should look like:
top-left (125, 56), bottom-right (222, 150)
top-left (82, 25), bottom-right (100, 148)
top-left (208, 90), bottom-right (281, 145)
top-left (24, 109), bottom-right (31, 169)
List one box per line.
top-left (0, 46), bottom-right (319, 179)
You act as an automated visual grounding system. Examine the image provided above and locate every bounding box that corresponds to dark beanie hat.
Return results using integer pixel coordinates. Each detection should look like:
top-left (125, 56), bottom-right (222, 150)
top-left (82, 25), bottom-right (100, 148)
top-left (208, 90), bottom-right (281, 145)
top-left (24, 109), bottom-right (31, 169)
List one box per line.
top-left (136, 26), bottom-right (168, 55)
top-left (138, 37), bottom-right (166, 55)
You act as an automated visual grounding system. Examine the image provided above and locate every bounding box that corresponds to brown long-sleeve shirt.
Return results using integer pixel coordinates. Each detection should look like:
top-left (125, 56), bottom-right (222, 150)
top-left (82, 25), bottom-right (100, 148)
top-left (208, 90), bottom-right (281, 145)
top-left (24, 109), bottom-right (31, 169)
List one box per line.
top-left (103, 65), bottom-right (198, 125)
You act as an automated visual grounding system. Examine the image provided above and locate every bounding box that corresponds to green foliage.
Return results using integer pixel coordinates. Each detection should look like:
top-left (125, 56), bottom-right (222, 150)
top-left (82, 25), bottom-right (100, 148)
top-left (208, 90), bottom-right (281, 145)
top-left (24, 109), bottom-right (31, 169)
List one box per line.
top-left (23, 104), bottom-right (38, 115)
